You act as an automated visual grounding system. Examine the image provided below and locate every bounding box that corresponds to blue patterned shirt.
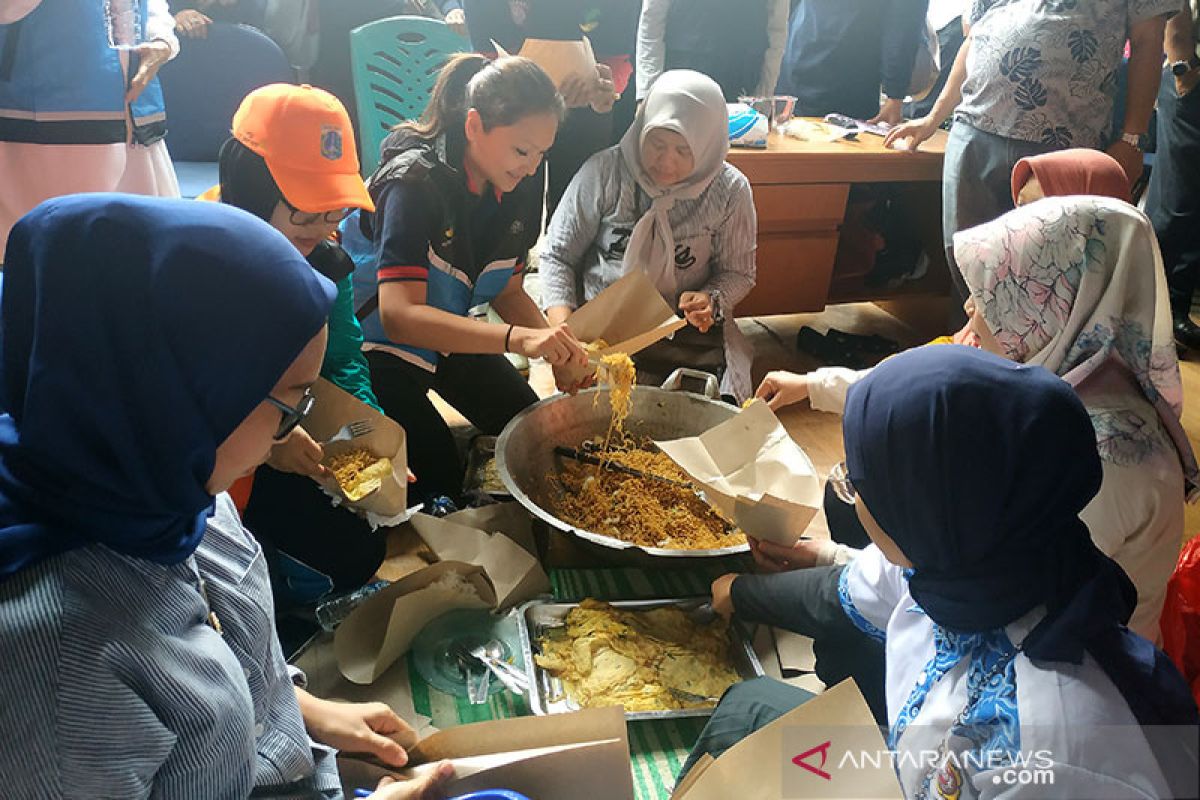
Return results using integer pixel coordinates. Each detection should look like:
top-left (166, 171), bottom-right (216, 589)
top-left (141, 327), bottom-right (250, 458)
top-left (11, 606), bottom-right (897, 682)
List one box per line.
top-left (958, 0), bottom-right (1181, 148)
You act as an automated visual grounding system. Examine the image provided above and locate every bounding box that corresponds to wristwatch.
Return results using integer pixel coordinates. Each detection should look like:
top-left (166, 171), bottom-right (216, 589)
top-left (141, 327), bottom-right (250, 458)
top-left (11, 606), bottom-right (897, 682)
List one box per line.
top-left (1172, 54), bottom-right (1200, 77)
top-left (1120, 132), bottom-right (1144, 151)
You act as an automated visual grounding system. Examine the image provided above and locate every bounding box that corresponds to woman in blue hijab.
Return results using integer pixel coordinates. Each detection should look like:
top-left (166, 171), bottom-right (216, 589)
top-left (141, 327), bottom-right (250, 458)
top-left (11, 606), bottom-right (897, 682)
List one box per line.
top-left (0, 195), bottom-right (453, 798)
top-left (693, 346), bottom-right (1197, 797)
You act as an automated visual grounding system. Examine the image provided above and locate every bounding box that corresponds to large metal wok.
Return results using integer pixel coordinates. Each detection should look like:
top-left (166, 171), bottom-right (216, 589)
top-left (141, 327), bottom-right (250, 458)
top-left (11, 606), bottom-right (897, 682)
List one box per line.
top-left (496, 369), bottom-right (751, 559)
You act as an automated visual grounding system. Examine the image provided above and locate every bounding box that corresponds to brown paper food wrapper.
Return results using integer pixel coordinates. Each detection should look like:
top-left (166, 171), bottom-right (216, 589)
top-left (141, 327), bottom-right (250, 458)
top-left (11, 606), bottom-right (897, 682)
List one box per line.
top-left (305, 378), bottom-right (408, 522)
top-left (672, 680), bottom-right (902, 800)
top-left (334, 505), bottom-right (550, 684)
top-left (655, 400), bottom-right (821, 546)
top-left (494, 36), bottom-right (598, 89)
top-left (341, 707), bottom-right (636, 800)
top-left (559, 269), bottom-right (687, 387)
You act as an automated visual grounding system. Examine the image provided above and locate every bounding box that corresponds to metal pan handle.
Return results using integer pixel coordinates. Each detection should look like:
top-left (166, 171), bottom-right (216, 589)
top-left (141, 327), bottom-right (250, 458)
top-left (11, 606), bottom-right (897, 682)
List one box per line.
top-left (661, 368), bottom-right (720, 399)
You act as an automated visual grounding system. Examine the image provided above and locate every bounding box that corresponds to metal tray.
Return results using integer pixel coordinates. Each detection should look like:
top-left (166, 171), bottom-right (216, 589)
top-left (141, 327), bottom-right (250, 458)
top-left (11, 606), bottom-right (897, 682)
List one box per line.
top-left (517, 597), bottom-right (764, 721)
top-left (463, 435), bottom-right (510, 498)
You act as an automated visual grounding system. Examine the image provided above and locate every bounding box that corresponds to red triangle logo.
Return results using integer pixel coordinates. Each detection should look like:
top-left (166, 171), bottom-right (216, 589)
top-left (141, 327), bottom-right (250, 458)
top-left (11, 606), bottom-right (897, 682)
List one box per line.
top-left (792, 740), bottom-right (833, 781)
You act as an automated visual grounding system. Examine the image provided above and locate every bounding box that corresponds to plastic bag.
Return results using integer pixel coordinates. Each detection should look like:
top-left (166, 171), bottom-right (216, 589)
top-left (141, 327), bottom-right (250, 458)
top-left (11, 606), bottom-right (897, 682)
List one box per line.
top-left (1160, 536), bottom-right (1200, 707)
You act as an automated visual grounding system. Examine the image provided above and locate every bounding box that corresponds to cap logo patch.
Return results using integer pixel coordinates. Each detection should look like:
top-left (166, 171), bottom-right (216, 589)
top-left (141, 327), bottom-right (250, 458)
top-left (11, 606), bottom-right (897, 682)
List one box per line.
top-left (320, 125), bottom-right (343, 160)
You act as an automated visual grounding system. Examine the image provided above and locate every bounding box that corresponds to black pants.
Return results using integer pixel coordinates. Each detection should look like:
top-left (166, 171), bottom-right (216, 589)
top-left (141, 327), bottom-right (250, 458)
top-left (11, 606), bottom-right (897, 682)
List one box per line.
top-left (547, 106), bottom-right (615, 219)
top-left (242, 466), bottom-right (387, 596)
top-left (1146, 68), bottom-right (1200, 319)
top-left (367, 350), bottom-right (538, 502)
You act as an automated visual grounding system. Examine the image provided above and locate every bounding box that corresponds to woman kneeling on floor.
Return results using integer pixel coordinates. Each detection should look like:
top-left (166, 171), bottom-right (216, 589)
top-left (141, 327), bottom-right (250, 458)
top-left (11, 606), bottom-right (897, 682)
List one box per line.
top-left (539, 69), bottom-right (758, 402)
top-left (700, 346), bottom-right (1197, 798)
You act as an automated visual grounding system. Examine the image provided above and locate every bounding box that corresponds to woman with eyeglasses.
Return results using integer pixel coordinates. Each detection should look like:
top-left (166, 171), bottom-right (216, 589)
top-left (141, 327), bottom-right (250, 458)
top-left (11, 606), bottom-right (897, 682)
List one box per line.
top-left (0, 195), bottom-right (454, 798)
top-left (201, 83), bottom-right (389, 603)
top-left (692, 347), bottom-right (1197, 798)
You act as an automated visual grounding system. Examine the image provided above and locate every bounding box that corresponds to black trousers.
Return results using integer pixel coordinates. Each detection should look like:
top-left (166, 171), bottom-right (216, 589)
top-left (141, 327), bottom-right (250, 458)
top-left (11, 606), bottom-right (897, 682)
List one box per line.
top-left (242, 466), bottom-right (387, 595)
top-left (367, 350), bottom-right (538, 502)
top-left (1146, 68), bottom-right (1200, 319)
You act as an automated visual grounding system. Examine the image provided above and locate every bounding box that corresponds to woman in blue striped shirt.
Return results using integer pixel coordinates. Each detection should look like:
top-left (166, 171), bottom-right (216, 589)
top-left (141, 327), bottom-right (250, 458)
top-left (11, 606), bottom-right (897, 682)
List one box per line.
top-left (0, 196), bottom-right (451, 799)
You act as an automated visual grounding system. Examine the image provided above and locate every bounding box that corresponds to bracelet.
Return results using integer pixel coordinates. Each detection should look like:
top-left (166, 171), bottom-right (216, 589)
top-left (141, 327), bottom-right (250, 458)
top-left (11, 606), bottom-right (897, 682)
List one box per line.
top-left (504, 324), bottom-right (515, 353)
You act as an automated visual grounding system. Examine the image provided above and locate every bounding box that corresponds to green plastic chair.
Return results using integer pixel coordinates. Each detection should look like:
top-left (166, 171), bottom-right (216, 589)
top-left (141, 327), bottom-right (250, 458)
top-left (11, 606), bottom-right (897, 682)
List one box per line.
top-left (350, 16), bottom-right (469, 175)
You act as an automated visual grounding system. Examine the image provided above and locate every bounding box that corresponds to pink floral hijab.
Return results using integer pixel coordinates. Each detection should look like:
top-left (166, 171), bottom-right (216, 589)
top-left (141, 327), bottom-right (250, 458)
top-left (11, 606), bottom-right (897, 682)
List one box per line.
top-left (953, 196), bottom-right (1198, 493)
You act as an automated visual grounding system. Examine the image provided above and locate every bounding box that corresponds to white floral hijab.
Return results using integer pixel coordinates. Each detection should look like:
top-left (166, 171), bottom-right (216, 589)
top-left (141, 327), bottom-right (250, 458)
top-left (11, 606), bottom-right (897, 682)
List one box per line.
top-left (953, 196), bottom-right (1198, 492)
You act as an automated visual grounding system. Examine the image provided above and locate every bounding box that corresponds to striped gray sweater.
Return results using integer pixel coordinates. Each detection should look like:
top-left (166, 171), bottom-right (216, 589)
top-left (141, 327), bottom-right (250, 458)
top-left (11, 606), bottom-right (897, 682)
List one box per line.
top-left (539, 146), bottom-right (758, 400)
top-left (0, 494), bottom-right (340, 799)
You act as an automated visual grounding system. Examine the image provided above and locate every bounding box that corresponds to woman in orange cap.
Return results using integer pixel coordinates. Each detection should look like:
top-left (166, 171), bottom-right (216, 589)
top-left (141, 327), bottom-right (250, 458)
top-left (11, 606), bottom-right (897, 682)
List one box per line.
top-left (204, 83), bottom-right (387, 604)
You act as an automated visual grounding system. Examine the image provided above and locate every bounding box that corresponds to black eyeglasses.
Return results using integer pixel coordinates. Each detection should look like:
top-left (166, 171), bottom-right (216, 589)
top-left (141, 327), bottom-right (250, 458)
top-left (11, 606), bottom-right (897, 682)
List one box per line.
top-left (265, 388), bottom-right (316, 441)
top-left (281, 198), bottom-right (354, 226)
top-left (829, 461), bottom-right (857, 505)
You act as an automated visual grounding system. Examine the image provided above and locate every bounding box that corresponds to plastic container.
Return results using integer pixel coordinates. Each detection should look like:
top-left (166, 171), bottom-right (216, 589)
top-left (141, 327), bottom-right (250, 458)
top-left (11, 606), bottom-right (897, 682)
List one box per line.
top-left (105, 0), bottom-right (144, 49)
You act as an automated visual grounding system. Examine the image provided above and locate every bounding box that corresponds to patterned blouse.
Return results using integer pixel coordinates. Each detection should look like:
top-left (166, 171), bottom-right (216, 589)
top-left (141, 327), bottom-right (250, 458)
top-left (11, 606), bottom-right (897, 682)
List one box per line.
top-left (958, 0), bottom-right (1181, 148)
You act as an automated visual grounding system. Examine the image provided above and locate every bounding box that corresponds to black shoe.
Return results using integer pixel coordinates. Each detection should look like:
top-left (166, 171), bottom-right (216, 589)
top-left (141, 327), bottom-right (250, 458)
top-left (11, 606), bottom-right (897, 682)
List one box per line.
top-left (1174, 317), bottom-right (1200, 350)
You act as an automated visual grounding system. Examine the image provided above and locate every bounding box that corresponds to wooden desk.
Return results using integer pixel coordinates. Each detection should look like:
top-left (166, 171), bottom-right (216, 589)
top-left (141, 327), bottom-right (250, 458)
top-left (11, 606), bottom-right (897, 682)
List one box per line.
top-left (727, 124), bottom-right (949, 315)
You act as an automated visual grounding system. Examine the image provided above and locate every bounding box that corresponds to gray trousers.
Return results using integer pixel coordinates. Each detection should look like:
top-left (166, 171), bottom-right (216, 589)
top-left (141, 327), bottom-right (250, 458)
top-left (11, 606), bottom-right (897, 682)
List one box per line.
top-left (942, 121), bottom-right (1055, 307)
top-left (1146, 68), bottom-right (1200, 319)
top-left (679, 677), bottom-right (815, 782)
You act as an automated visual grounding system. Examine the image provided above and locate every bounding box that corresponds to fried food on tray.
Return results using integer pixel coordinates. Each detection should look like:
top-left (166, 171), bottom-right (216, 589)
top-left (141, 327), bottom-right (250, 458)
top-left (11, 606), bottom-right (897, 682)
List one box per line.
top-left (553, 440), bottom-right (745, 550)
top-left (325, 448), bottom-right (392, 501)
top-left (534, 599), bottom-right (742, 712)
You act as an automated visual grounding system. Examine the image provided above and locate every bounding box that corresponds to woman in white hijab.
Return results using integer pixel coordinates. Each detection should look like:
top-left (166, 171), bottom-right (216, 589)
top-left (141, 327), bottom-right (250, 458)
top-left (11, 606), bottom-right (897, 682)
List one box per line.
top-left (540, 69), bottom-right (758, 400)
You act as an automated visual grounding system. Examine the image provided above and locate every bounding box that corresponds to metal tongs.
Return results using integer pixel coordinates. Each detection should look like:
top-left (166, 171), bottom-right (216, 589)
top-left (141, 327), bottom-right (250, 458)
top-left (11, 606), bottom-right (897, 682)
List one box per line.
top-left (553, 445), bottom-right (693, 490)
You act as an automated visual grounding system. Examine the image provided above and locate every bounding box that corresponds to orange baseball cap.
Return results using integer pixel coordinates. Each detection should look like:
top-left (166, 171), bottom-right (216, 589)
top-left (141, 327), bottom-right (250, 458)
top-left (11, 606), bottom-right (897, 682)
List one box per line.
top-left (231, 83), bottom-right (375, 213)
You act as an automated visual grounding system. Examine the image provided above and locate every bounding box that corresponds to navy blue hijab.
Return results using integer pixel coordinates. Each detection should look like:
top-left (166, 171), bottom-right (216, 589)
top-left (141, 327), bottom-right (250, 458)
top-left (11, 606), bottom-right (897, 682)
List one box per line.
top-left (843, 346), bottom-right (1197, 726)
top-left (0, 194), bottom-right (336, 579)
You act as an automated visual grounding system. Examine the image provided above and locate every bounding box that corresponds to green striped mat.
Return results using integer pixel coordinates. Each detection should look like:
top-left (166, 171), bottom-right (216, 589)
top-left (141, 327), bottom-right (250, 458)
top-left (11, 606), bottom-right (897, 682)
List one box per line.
top-left (406, 563), bottom-right (751, 799)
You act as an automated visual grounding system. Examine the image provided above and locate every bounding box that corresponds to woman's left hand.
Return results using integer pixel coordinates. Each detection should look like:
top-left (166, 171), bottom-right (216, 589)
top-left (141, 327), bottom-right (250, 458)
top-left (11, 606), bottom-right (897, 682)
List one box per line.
top-left (679, 291), bottom-right (715, 333)
top-left (126, 40), bottom-right (173, 103)
top-left (552, 363), bottom-right (596, 395)
top-left (304, 697), bottom-right (418, 768)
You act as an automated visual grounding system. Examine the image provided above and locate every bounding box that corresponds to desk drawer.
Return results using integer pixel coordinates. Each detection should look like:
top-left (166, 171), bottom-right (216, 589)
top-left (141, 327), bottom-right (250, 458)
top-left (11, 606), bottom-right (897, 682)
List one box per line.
top-left (753, 184), bottom-right (849, 233)
top-left (736, 231), bottom-right (839, 316)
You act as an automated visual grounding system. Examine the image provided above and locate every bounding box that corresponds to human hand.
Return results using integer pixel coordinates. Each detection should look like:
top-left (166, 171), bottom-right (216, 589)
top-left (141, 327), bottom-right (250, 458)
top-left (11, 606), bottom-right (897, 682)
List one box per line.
top-left (747, 535), bottom-right (822, 573)
top-left (444, 8), bottom-right (467, 35)
top-left (304, 698), bottom-right (418, 768)
top-left (266, 427), bottom-right (329, 480)
top-left (559, 74), bottom-right (594, 108)
top-left (174, 9), bottom-right (211, 37)
top-left (512, 324), bottom-right (589, 367)
top-left (1105, 139), bottom-right (1144, 187)
top-left (126, 39), bottom-right (173, 102)
top-left (882, 115), bottom-right (938, 151)
top-left (589, 63), bottom-right (617, 114)
top-left (754, 370), bottom-right (810, 412)
top-left (369, 763), bottom-right (456, 799)
top-left (553, 363), bottom-right (596, 394)
top-left (1176, 68), bottom-right (1200, 98)
top-left (867, 98), bottom-right (903, 128)
top-left (679, 291), bottom-right (714, 333)
top-left (710, 573), bottom-right (738, 619)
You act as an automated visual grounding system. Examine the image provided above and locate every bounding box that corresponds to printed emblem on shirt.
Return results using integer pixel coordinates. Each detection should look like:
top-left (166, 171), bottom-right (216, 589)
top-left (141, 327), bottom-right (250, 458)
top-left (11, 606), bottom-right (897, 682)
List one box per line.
top-left (320, 125), bottom-right (344, 160)
top-left (674, 243), bottom-right (697, 270)
top-left (604, 226), bottom-right (634, 260)
top-left (510, 219), bottom-right (525, 236)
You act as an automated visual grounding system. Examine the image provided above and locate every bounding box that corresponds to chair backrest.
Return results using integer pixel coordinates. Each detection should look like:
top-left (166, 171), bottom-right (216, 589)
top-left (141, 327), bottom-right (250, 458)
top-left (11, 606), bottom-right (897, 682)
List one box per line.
top-left (350, 16), bottom-right (469, 175)
top-left (159, 22), bottom-right (294, 163)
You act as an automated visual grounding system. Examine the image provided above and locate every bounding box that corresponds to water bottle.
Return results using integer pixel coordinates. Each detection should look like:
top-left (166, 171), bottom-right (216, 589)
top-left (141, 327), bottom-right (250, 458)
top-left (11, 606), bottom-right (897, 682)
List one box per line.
top-left (105, 0), bottom-right (143, 50)
top-left (314, 580), bottom-right (390, 631)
